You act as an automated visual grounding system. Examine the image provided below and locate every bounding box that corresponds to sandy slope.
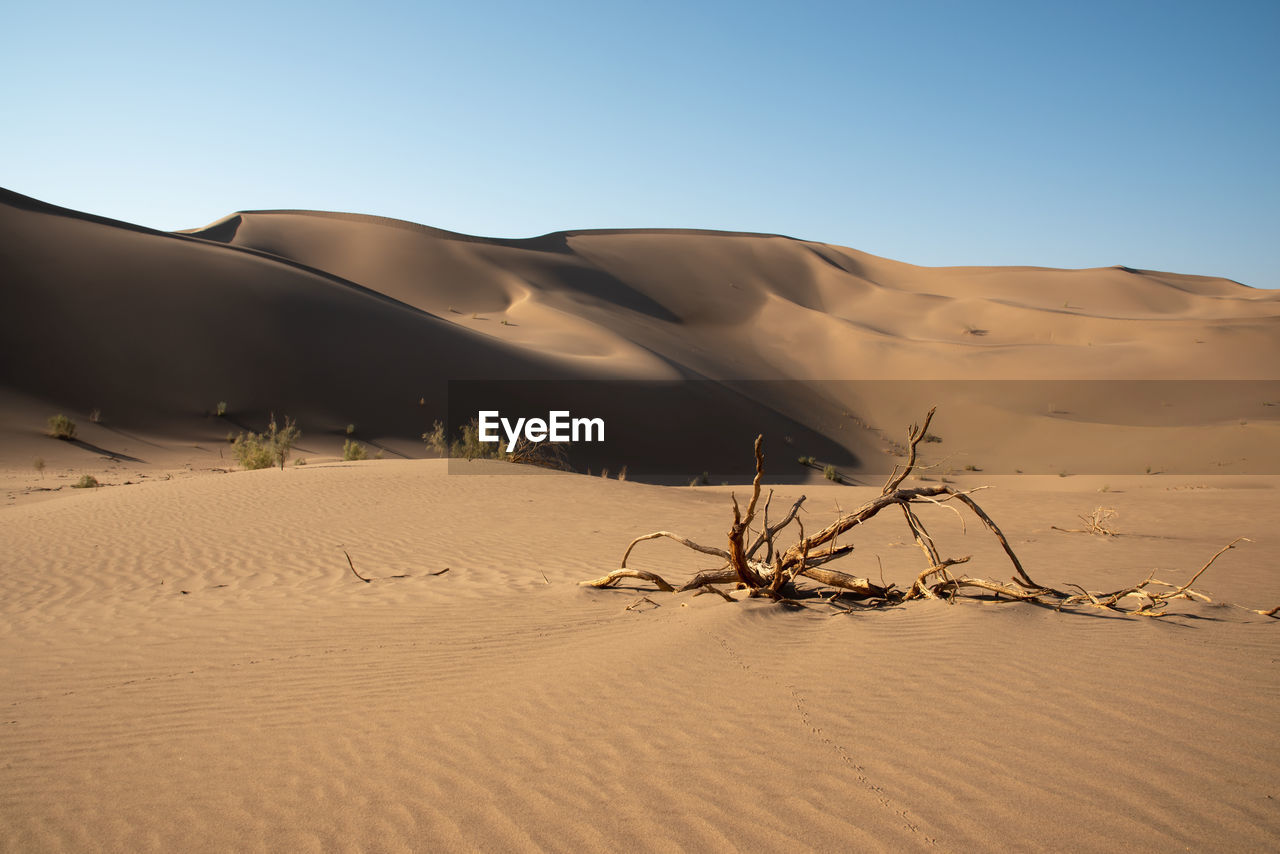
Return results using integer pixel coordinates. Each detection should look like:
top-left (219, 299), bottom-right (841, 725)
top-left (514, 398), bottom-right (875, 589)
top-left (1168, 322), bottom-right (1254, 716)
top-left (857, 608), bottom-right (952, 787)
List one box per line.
top-left (1, 461), bottom-right (1277, 851)
top-left (4, 188), bottom-right (1279, 481)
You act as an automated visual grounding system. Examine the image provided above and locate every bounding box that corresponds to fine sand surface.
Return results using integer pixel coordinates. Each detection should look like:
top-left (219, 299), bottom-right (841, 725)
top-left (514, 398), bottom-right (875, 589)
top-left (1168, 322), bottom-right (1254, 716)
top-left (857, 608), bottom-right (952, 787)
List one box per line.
top-left (2, 189), bottom-right (1279, 850)
top-left (1, 461), bottom-right (1277, 851)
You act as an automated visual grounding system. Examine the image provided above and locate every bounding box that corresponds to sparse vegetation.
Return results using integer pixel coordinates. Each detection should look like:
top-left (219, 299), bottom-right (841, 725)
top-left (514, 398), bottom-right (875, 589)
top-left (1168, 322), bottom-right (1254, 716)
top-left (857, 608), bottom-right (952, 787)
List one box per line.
top-left (690, 471), bottom-right (710, 487)
top-left (343, 439), bottom-right (368, 461)
top-left (618, 466), bottom-right (628, 481)
top-left (33, 457), bottom-right (45, 478)
top-left (797, 455), bottom-right (816, 466)
top-left (47, 414), bottom-right (77, 440)
top-left (216, 401), bottom-right (228, 417)
top-left (232, 415), bottom-right (300, 471)
top-left (922, 433), bottom-right (942, 443)
top-left (72, 474), bottom-right (99, 489)
top-left (420, 418), bottom-right (568, 469)
top-left (89, 408), bottom-right (102, 424)
top-left (346, 423), bottom-right (356, 436)
top-left (451, 419), bottom-right (505, 461)
top-left (964, 464), bottom-right (981, 471)
top-left (232, 433), bottom-right (274, 470)
top-left (1053, 506), bottom-right (1119, 537)
top-left (423, 420), bottom-right (448, 456)
top-left (823, 464), bottom-right (842, 483)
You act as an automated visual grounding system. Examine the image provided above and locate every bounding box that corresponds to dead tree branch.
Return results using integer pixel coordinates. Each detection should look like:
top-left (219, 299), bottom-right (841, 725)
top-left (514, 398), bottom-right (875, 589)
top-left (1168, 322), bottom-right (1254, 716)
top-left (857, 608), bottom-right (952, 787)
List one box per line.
top-left (581, 410), bottom-right (1261, 617)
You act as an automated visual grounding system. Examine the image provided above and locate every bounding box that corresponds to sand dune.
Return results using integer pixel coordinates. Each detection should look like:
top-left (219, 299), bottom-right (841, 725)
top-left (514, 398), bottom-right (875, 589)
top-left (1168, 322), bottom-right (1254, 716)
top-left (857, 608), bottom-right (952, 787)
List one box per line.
top-left (2, 189), bottom-right (1279, 851)
top-left (4, 188), bottom-right (1279, 480)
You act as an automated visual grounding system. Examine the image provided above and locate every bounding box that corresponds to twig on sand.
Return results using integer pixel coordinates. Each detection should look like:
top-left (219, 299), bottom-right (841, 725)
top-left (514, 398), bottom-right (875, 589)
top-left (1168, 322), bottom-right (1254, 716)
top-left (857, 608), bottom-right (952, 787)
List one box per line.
top-left (344, 549), bottom-right (371, 583)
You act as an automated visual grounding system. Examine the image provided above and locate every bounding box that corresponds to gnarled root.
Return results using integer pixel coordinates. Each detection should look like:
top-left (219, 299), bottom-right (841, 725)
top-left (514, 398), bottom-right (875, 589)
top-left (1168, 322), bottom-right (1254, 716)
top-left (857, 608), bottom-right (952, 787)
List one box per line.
top-left (582, 409), bottom-right (1260, 618)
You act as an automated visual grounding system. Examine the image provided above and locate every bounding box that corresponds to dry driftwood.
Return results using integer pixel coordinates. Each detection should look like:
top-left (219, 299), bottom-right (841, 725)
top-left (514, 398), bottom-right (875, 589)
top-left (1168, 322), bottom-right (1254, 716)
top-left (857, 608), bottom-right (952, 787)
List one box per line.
top-left (580, 408), bottom-right (1272, 618)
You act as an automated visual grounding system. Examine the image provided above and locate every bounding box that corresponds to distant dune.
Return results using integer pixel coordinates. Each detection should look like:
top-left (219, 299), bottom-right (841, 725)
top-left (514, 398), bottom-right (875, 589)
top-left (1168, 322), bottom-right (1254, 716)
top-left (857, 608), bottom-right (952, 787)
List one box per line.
top-left (3, 187), bottom-right (1278, 477)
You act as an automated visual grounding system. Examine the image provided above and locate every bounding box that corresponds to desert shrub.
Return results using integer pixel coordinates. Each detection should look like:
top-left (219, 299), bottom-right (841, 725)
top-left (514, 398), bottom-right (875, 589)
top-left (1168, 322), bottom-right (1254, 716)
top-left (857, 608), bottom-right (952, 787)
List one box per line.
top-left (690, 471), bottom-right (710, 487)
top-left (824, 464), bottom-right (842, 483)
top-left (33, 457), bottom-right (45, 477)
top-left (216, 401), bottom-right (228, 416)
top-left (89, 408), bottom-right (102, 424)
top-left (451, 419), bottom-right (508, 461)
top-left (47, 414), bottom-right (77, 440)
top-left (233, 415), bottom-right (300, 470)
top-left (72, 474), bottom-right (98, 488)
top-left (422, 420), bottom-right (448, 456)
top-left (345, 423), bottom-right (355, 436)
top-left (232, 432), bottom-right (274, 470)
top-left (343, 439), bottom-right (368, 461)
top-left (797, 455), bottom-right (816, 466)
top-left (618, 465), bottom-right (628, 481)
top-left (922, 433), bottom-right (942, 443)
top-left (964, 464), bottom-right (981, 471)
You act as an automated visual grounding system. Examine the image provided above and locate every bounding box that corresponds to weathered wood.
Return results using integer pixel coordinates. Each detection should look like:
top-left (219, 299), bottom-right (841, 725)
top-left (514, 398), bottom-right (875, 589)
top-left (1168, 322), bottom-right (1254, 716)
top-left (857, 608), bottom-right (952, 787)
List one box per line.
top-left (580, 568), bottom-right (676, 592)
top-left (621, 532), bottom-right (729, 567)
top-left (579, 409), bottom-right (1260, 618)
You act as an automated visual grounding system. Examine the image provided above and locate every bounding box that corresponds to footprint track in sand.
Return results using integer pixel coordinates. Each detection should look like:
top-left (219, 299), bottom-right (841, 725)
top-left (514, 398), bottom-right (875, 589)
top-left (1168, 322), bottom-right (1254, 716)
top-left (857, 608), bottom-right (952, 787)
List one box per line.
top-left (711, 630), bottom-right (937, 846)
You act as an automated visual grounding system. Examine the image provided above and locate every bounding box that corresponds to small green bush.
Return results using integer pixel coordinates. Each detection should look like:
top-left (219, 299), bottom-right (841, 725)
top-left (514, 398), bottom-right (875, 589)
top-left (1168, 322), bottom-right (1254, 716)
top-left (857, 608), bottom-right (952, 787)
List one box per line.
top-left (797, 455), bottom-right (816, 466)
top-left (232, 433), bottom-right (274, 470)
top-left (47, 414), bottom-right (77, 440)
top-left (345, 423), bottom-right (356, 436)
top-left (690, 471), bottom-right (710, 487)
top-left (343, 439), bottom-right (368, 461)
top-left (232, 415), bottom-right (301, 470)
top-left (89, 408), bottom-right (102, 424)
top-left (451, 419), bottom-right (507, 461)
top-left (923, 433), bottom-right (943, 444)
top-left (33, 457), bottom-right (45, 478)
top-left (824, 464), bottom-right (842, 483)
top-left (422, 420), bottom-right (448, 456)
top-left (216, 401), bottom-right (228, 416)
top-left (73, 474), bottom-right (99, 489)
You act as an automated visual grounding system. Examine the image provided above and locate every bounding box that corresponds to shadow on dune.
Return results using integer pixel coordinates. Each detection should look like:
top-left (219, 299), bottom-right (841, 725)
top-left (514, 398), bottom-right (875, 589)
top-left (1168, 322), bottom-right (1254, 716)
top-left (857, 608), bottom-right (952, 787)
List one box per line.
top-left (66, 438), bottom-right (146, 463)
top-left (361, 438), bottom-right (410, 459)
top-left (96, 424), bottom-right (167, 448)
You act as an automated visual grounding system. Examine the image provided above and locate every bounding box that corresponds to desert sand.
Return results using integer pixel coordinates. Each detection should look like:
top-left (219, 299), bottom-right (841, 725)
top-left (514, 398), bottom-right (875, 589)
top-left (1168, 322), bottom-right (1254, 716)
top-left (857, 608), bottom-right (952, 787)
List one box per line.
top-left (1, 188), bottom-right (1278, 851)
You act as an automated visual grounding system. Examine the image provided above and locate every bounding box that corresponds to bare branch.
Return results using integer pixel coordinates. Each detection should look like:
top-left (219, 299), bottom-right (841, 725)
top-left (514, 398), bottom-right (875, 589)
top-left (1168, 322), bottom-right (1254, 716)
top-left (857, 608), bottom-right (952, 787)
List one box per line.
top-left (580, 569), bottom-right (676, 592)
top-left (621, 531), bottom-right (729, 567)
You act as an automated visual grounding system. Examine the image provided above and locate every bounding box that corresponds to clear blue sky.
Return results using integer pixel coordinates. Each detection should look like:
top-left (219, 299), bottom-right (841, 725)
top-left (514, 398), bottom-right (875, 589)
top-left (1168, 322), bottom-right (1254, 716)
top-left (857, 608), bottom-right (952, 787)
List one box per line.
top-left (4, 1), bottom-right (1278, 287)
